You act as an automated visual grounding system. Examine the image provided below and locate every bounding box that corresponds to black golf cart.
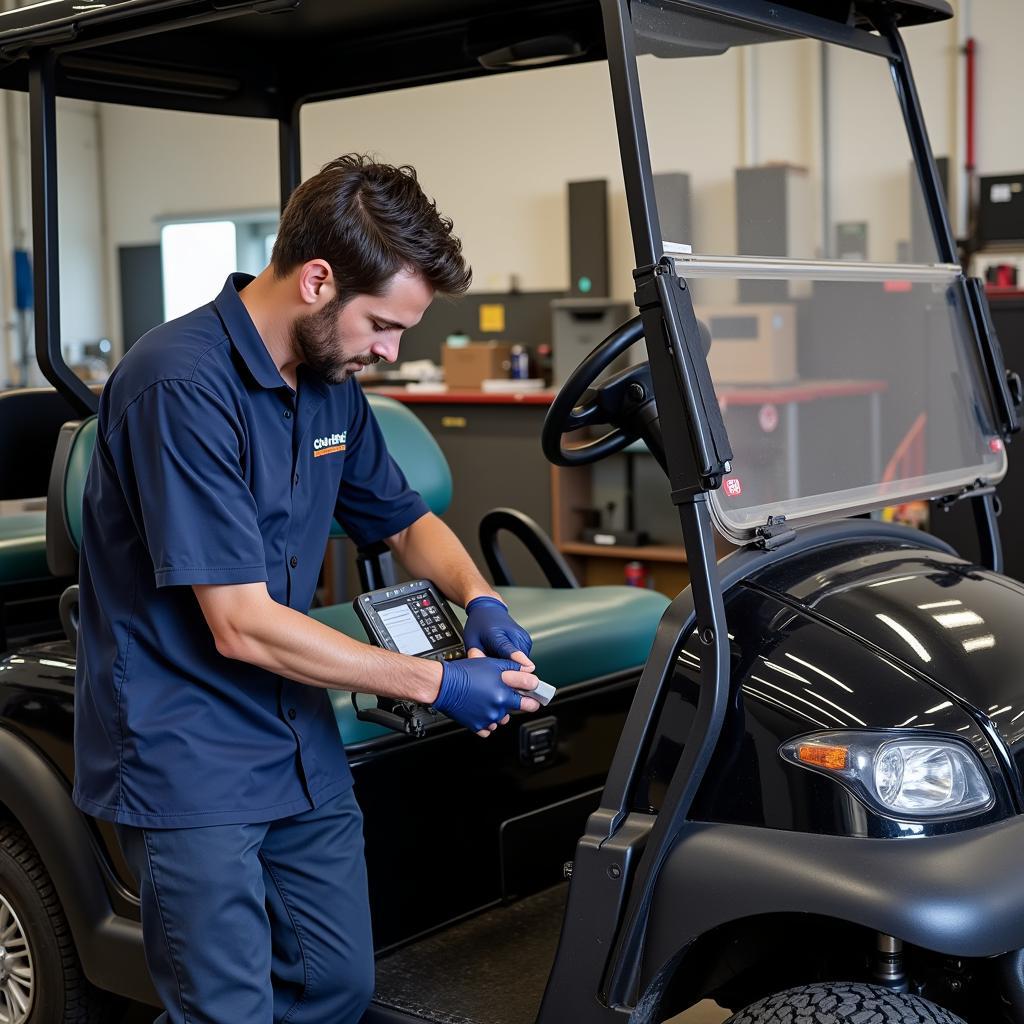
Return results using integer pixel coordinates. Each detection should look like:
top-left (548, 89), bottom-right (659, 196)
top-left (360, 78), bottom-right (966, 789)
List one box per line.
top-left (1, 1), bottom-right (1023, 1023)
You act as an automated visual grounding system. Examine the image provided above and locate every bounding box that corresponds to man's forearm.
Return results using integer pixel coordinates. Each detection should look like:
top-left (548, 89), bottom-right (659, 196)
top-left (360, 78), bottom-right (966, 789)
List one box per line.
top-left (388, 512), bottom-right (501, 608)
top-left (195, 583), bottom-right (443, 703)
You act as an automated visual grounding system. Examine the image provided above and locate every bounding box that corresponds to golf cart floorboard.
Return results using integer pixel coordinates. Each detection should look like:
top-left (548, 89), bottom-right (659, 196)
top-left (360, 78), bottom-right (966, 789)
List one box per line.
top-left (370, 884), bottom-right (567, 1024)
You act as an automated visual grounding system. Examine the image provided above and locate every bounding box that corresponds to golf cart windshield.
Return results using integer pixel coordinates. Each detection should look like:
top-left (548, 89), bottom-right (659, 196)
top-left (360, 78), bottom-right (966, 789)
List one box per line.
top-left (631, 0), bottom-right (1006, 542)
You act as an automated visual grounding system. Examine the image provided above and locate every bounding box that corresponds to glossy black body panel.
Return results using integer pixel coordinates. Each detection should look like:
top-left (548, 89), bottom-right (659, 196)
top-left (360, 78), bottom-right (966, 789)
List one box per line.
top-left (641, 814), bottom-right (1024, 991)
top-left (633, 539), bottom-right (1024, 838)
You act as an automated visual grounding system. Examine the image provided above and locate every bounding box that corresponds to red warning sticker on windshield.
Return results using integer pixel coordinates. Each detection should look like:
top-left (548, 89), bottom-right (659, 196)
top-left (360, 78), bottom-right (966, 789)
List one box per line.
top-left (724, 477), bottom-right (743, 498)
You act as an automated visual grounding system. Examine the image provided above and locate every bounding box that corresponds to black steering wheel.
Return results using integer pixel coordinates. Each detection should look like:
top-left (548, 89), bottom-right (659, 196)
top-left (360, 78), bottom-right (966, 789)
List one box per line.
top-left (542, 315), bottom-right (651, 467)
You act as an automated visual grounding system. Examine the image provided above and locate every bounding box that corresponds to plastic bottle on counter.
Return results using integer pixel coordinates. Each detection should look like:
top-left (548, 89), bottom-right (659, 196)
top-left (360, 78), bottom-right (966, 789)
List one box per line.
top-left (624, 561), bottom-right (649, 588)
top-left (510, 344), bottom-right (529, 379)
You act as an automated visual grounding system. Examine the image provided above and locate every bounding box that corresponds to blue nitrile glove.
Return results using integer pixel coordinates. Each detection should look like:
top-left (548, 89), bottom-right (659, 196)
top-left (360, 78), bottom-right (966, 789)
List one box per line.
top-left (433, 656), bottom-right (528, 733)
top-left (463, 596), bottom-right (533, 661)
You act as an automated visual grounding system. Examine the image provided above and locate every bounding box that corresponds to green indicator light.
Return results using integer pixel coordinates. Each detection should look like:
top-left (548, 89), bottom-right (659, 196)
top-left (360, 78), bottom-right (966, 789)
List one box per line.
top-left (578, 276), bottom-right (592, 294)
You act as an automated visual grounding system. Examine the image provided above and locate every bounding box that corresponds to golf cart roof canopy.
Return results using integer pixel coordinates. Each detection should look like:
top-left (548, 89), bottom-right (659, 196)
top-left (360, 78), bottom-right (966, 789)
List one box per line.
top-left (0, 0), bottom-right (952, 117)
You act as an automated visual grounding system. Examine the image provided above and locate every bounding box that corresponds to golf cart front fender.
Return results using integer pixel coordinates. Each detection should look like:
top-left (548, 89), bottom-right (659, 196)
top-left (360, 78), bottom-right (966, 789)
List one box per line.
top-left (641, 817), bottom-right (1024, 991)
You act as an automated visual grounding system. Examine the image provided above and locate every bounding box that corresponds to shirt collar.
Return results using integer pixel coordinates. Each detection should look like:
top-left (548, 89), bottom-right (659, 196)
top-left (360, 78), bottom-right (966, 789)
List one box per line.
top-left (214, 273), bottom-right (288, 391)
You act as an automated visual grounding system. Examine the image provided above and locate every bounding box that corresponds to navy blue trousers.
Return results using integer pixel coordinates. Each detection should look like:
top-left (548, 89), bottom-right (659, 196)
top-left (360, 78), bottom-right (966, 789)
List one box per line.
top-left (116, 787), bottom-right (375, 1024)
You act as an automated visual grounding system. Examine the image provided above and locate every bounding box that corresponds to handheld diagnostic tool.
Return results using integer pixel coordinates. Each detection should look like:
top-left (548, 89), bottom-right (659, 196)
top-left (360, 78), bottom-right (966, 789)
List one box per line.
top-left (352, 580), bottom-right (554, 738)
top-left (355, 579), bottom-right (466, 662)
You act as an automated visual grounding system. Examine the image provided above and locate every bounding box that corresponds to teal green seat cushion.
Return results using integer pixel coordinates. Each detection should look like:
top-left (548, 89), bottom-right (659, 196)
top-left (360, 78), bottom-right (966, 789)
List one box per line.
top-left (0, 512), bottom-right (49, 584)
top-left (64, 418), bottom-right (97, 551)
top-left (310, 585), bottom-right (671, 746)
top-left (329, 395), bottom-right (452, 542)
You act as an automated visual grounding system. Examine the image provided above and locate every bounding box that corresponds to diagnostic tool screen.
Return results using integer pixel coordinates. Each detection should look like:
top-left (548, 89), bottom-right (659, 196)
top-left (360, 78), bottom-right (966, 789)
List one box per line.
top-left (377, 594), bottom-right (456, 656)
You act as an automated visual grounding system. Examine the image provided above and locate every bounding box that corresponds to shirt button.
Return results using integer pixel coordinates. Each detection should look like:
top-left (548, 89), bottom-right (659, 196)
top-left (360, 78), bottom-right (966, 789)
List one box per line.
top-left (290, 555), bottom-right (298, 568)
top-left (284, 409), bottom-right (292, 419)
top-left (293, 473), bottom-right (299, 486)
top-left (287, 708), bottom-right (297, 720)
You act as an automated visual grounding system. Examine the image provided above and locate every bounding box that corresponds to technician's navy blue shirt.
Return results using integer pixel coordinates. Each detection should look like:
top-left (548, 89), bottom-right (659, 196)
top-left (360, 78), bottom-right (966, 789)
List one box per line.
top-left (74, 274), bottom-right (428, 827)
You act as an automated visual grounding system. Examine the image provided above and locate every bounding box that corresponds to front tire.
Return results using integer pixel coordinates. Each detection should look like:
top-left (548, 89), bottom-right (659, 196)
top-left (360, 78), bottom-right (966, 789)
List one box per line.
top-left (0, 822), bottom-right (113, 1023)
top-left (724, 982), bottom-right (966, 1024)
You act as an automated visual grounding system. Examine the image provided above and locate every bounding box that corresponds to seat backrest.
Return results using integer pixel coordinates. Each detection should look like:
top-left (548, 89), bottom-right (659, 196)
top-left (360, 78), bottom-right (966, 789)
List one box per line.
top-left (363, 393), bottom-right (452, 516)
top-left (46, 417), bottom-right (97, 577)
top-left (45, 395), bottom-right (450, 571)
top-left (0, 387), bottom-right (93, 500)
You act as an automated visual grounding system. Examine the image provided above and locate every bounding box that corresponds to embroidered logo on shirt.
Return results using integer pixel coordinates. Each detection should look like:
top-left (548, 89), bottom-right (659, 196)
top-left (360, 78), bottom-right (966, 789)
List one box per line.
top-left (313, 431), bottom-right (347, 458)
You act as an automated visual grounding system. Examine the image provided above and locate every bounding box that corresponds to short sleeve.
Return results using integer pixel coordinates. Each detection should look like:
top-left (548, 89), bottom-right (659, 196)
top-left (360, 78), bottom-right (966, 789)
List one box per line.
top-left (109, 381), bottom-right (268, 588)
top-left (334, 385), bottom-right (429, 547)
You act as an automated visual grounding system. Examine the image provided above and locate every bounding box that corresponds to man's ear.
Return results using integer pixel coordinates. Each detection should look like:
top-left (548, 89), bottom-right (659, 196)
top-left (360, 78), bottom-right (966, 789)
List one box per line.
top-left (297, 260), bottom-right (335, 306)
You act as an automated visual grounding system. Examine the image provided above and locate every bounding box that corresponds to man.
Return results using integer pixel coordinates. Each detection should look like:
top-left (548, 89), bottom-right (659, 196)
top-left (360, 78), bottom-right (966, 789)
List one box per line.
top-left (74, 154), bottom-right (542, 1024)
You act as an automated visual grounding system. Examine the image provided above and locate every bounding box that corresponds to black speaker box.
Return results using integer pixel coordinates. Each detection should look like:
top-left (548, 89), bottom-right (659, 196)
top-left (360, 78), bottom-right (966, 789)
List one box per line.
top-left (568, 179), bottom-right (609, 297)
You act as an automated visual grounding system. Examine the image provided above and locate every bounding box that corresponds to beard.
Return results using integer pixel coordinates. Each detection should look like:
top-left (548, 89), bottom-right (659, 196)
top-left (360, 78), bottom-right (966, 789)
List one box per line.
top-left (293, 298), bottom-right (381, 385)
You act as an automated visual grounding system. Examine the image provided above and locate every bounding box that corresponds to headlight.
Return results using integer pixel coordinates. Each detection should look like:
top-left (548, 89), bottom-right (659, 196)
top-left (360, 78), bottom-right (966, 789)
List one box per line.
top-left (780, 731), bottom-right (994, 820)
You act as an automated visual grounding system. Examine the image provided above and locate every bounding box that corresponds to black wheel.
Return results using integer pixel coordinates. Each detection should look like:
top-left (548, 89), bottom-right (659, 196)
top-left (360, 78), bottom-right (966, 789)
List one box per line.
top-left (724, 983), bottom-right (966, 1024)
top-left (0, 822), bottom-right (114, 1023)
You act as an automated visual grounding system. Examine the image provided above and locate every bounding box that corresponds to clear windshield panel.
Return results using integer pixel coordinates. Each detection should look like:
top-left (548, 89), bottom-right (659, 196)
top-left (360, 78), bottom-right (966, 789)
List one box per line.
top-left (674, 257), bottom-right (1006, 537)
top-left (631, 1), bottom-right (1006, 539)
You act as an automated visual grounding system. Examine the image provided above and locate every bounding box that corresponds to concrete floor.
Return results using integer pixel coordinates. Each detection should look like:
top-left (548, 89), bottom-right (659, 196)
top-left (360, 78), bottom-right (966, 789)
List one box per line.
top-left (667, 1001), bottom-right (731, 1023)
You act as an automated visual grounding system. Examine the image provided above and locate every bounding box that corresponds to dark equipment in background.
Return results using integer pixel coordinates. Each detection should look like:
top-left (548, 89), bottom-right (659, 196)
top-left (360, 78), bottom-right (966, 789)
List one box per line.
top-left (567, 178), bottom-right (609, 297)
top-left (977, 173), bottom-right (1024, 248)
top-left (117, 243), bottom-right (165, 353)
top-left (736, 164), bottom-right (812, 302)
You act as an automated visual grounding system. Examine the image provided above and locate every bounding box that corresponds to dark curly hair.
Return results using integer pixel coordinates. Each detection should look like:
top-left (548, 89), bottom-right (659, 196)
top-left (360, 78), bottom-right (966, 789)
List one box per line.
top-left (271, 154), bottom-right (471, 301)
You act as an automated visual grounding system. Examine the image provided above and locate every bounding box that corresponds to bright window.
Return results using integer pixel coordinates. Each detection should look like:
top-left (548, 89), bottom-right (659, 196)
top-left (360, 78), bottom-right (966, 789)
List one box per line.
top-left (161, 221), bottom-right (237, 321)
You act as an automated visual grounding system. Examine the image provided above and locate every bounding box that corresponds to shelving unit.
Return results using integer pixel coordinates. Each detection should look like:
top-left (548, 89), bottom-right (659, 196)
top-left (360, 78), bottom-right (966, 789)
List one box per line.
top-left (551, 456), bottom-right (693, 597)
top-left (557, 541), bottom-right (686, 563)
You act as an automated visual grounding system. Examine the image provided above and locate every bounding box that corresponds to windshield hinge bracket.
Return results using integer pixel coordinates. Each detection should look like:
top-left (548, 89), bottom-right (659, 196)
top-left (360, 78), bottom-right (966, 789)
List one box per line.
top-left (755, 515), bottom-right (795, 551)
top-left (935, 479), bottom-right (998, 511)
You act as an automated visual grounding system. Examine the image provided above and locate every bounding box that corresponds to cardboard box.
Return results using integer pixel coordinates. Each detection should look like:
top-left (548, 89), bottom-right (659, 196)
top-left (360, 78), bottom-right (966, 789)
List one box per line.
top-left (695, 304), bottom-right (796, 385)
top-left (442, 342), bottom-right (512, 389)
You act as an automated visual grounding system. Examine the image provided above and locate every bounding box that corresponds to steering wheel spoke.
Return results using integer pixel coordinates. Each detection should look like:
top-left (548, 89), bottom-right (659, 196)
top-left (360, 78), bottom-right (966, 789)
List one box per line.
top-left (567, 395), bottom-right (603, 431)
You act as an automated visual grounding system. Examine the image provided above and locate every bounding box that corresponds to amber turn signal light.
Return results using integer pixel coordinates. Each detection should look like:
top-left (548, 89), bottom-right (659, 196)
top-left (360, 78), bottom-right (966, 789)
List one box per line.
top-left (797, 744), bottom-right (849, 771)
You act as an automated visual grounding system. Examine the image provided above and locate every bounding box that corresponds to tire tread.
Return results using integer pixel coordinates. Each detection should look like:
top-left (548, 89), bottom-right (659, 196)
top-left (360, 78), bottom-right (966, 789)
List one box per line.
top-left (724, 982), bottom-right (967, 1024)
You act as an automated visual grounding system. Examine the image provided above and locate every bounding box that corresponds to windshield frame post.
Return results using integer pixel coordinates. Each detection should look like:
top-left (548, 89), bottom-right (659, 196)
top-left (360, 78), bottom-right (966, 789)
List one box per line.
top-left (601, 492), bottom-right (733, 1010)
top-left (971, 490), bottom-right (1003, 574)
top-left (879, 15), bottom-right (958, 265)
top-left (881, 15), bottom-right (1009, 572)
top-left (278, 94), bottom-right (302, 211)
top-left (29, 51), bottom-right (97, 416)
